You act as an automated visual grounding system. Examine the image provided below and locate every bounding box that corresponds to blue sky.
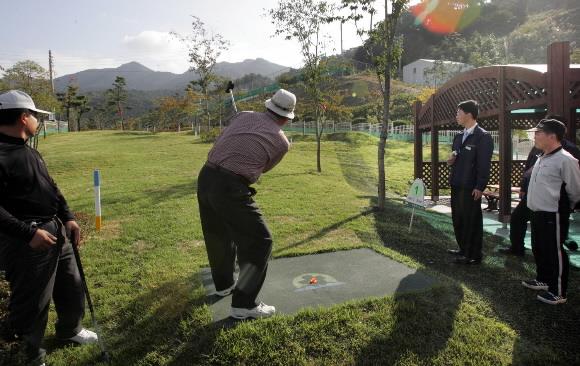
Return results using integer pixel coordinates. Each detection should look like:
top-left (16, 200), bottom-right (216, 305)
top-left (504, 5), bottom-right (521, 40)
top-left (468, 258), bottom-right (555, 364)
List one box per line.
top-left (0, 0), bottom-right (400, 76)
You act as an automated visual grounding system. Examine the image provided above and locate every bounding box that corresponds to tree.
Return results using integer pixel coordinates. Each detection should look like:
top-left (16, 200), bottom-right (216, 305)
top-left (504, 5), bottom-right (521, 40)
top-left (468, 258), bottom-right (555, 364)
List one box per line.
top-left (172, 16), bottom-right (229, 130)
top-left (508, 9), bottom-right (575, 63)
top-left (466, 32), bottom-right (505, 67)
top-left (2, 61), bottom-right (58, 113)
top-left (234, 73), bottom-right (274, 91)
top-left (56, 84), bottom-right (79, 132)
top-left (157, 94), bottom-right (191, 131)
top-left (106, 76), bottom-right (128, 130)
top-left (72, 95), bottom-right (91, 132)
top-left (269, 0), bottom-right (336, 173)
top-left (340, 0), bottom-right (409, 210)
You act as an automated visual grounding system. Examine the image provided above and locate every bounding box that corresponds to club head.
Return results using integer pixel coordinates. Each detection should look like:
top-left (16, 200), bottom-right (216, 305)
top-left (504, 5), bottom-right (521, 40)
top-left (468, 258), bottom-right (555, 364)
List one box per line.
top-left (225, 81), bottom-right (234, 93)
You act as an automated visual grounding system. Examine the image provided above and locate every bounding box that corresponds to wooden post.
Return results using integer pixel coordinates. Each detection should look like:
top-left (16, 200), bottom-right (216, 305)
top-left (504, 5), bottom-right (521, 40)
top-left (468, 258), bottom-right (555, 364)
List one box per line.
top-left (572, 108), bottom-right (578, 145)
top-left (430, 97), bottom-right (439, 201)
top-left (547, 42), bottom-right (572, 139)
top-left (498, 66), bottom-right (512, 223)
top-left (414, 101), bottom-right (423, 179)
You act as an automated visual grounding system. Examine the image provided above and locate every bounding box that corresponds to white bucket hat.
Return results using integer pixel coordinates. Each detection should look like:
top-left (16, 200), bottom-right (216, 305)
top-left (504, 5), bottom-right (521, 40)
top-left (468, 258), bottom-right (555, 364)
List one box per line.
top-left (0, 90), bottom-right (51, 114)
top-left (265, 89), bottom-right (296, 119)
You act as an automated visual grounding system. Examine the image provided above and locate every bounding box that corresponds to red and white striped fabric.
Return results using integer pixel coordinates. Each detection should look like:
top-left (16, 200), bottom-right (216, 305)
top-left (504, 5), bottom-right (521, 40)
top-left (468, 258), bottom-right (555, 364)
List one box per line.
top-left (207, 111), bottom-right (290, 184)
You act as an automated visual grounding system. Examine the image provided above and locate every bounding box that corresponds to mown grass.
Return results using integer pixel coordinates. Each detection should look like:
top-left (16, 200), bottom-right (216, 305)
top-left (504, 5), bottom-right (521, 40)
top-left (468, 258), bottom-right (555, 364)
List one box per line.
top-left (1, 130), bottom-right (578, 365)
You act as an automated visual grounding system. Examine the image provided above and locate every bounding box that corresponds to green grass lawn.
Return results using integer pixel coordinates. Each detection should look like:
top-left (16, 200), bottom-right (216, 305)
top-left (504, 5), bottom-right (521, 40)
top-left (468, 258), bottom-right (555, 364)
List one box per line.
top-left (2, 131), bottom-right (579, 365)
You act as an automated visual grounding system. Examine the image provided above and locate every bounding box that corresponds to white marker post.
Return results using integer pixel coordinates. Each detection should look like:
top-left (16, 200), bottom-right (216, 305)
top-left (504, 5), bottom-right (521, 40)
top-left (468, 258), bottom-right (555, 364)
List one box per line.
top-left (94, 169), bottom-right (102, 231)
top-left (405, 178), bottom-right (427, 233)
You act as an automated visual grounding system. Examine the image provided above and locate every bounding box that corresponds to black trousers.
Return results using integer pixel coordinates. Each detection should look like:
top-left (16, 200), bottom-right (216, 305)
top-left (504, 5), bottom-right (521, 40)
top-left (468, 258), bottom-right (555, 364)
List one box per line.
top-left (510, 199), bottom-right (571, 253)
top-left (0, 219), bottom-right (85, 365)
top-left (530, 211), bottom-right (569, 297)
top-left (197, 164), bottom-right (273, 309)
top-left (451, 187), bottom-right (483, 261)
top-left (509, 199), bottom-right (531, 253)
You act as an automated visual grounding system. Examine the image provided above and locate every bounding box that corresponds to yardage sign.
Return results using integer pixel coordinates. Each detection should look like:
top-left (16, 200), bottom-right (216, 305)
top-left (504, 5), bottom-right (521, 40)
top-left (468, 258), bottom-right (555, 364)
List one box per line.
top-left (406, 178), bottom-right (426, 208)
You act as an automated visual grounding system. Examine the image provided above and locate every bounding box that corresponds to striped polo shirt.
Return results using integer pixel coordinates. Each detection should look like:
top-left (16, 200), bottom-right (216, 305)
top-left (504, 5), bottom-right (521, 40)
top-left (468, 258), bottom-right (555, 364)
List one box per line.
top-left (207, 110), bottom-right (290, 184)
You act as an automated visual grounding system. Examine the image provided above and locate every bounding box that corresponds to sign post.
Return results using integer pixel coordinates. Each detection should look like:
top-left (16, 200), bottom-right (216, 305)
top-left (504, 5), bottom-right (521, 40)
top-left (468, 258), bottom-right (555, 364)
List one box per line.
top-left (94, 169), bottom-right (102, 231)
top-left (405, 178), bottom-right (427, 233)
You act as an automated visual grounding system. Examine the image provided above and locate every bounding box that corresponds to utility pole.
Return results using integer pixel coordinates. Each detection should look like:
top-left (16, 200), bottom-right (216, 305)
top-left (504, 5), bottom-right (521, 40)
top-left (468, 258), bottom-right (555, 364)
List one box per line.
top-left (48, 50), bottom-right (56, 135)
top-left (340, 21), bottom-right (343, 54)
top-left (48, 50), bottom-right (55, 94)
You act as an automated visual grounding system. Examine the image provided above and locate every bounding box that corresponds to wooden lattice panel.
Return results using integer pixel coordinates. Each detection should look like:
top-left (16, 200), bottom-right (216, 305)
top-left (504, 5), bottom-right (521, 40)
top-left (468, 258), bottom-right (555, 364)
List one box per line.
top-left (511, 161), bottom-right (527, 187)
top-left (419, 105), bottom-right (432, 130)
top-left (433, 77), bottom-right (499, 124)
top-left (510, 115), bottom-right (545, 130)
top-left (421, 163), bottom-right (431, 187)
top-left (505, 79), bottom-right (546, 110)
top-left (421, 161), bottom-right (527, 190)
top-left (479, 117), bottom-right (500, 131)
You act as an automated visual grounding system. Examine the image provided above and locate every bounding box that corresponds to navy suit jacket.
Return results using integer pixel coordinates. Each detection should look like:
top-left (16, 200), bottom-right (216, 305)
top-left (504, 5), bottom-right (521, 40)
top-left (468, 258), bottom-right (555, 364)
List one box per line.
top-left (449, 125), bottom-right (494, 191)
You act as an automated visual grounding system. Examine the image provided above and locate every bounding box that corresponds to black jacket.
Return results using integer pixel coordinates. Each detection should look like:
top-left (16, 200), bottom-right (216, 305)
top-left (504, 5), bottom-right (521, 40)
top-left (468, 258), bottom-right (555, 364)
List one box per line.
top-left (0, 133), bottom-right (74, 242)
top-left (449, 125), bottom-right (494, 191)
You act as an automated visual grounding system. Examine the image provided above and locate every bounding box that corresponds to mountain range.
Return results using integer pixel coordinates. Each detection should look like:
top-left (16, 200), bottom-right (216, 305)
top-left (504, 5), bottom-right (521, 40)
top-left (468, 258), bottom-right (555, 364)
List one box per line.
top-left (54, 58), bottom-right (290, 92)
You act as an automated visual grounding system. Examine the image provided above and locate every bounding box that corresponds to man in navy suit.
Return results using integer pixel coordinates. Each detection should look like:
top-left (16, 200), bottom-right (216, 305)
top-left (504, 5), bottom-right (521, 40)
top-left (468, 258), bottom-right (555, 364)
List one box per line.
top-left (446, 100), bottom-right (494, 264)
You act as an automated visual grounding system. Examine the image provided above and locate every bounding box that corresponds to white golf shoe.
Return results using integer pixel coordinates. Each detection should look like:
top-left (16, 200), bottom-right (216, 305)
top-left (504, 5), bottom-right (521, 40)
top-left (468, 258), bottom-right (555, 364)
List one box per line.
top-left (231, 302), bottom-right (276, 319)
top-left (66, 328), bottom-right (99, 345)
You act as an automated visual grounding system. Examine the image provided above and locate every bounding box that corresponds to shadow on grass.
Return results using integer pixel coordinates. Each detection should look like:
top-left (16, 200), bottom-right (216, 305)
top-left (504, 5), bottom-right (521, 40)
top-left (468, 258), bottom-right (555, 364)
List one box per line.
top-left (335, 147), bottom-right (376, 195)
top-left (272, 209), bottom-right (374, 256)
top-left (371, 200), bottom-right (580, 365)
top-left (355, 276), bottom-right (463, 365)
top-left (332, 141), bottom-right (580, 363)
top-left (100, 180), bottom-right (197, 209)
top-left (87, 277), bottom-right (236, 366)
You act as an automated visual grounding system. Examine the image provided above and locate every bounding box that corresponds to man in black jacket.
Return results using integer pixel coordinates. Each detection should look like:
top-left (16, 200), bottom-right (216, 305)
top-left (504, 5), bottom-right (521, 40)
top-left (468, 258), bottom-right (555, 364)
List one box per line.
top-left (446, 100), bottom-right (494, 264)
top-left (0, 90), bottom-right (97, 366)
top-left (498, 146), bottom-right (541, 257)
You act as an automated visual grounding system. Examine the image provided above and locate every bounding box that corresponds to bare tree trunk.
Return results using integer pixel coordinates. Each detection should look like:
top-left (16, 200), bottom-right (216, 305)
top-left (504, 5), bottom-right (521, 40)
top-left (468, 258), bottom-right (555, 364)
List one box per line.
top-left (118, 102), bottom-right (125, 131)
top-left (204, 89), bottom-right (210, 131)
top-left (378, 2), bottom-right (393, 211)
top-left (316, 108), bottom-right (322, 172)
top-left (317, 109), bottom-right (326, 173)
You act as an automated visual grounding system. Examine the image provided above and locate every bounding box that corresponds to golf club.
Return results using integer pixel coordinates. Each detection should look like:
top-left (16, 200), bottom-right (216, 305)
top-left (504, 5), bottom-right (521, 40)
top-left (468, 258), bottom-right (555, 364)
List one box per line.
top-left (71, 238), bottom-right (111, 364)
top-left (225, 80), bottom-right (238, 113)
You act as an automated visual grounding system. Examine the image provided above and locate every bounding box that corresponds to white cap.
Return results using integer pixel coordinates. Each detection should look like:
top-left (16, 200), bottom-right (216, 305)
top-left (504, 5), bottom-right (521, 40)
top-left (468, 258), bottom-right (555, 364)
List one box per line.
top-left (0, 90), bottom-right (51, 114)
top-left (265, 89), bottom-right (296, 119)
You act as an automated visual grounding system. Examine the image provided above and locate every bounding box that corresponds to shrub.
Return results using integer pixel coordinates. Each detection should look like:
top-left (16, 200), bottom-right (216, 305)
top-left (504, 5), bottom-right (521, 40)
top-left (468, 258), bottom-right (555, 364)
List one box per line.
top-left (200, 128), bottom-right (222, 143)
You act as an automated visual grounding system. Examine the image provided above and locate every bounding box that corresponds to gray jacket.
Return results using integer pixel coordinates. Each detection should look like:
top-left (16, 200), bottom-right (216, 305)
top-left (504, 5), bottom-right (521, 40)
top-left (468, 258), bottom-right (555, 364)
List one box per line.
top-left (527, 147), bottom-right (580, 212)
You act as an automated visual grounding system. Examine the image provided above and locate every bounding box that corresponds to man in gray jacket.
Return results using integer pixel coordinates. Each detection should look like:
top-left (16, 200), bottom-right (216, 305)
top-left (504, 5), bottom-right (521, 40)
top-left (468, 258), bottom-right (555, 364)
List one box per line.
top-left (522, 119), bottom-right (580, 305)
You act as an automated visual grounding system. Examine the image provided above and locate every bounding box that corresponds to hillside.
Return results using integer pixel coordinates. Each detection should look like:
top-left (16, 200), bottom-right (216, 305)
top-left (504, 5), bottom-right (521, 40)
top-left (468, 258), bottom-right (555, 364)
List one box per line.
top-left (349, 0), bottom-right (580, 67)
top-left (54, 58), bottom-right (290, 92)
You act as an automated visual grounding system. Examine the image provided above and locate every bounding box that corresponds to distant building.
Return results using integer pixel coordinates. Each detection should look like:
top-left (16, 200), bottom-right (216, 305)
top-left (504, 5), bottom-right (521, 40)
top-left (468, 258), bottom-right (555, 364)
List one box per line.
top-left (403, 59), bottom-right (473, 87)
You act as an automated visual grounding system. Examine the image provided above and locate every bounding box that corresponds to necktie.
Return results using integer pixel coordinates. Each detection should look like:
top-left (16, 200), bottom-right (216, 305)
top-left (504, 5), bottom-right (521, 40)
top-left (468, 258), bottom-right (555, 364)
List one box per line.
top-left (462, 131), bottom-right (469, 144)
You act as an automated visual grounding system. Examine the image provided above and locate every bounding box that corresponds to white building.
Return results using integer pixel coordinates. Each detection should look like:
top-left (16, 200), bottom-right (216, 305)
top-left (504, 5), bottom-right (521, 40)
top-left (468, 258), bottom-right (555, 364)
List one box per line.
top-left (403, 59), bottom-right (473, 87)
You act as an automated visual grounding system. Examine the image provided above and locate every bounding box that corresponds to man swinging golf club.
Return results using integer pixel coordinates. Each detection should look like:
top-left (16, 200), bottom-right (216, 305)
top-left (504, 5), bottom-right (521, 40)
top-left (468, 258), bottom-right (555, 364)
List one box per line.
top-left (197, 88), bottom-right (296, 319)
top-left (0, 90), bottom-right (98, 366)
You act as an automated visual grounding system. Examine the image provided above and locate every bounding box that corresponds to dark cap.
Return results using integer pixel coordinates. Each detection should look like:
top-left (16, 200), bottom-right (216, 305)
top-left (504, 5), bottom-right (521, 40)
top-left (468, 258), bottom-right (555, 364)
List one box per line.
top-left (527, 118), bottom-right (566, 139)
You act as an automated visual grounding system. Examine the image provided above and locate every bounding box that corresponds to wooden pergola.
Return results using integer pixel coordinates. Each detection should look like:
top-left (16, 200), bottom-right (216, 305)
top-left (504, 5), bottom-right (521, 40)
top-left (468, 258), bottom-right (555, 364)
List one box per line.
top-left (414, 42), bottom-right (580, 222)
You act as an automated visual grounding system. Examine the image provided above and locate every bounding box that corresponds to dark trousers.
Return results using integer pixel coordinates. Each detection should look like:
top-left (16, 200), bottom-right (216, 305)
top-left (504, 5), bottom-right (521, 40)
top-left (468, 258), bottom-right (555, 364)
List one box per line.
top-left (0, 219), bottom-right (85, 365)
top-left (197, 164), bottom-right (273, 309)
top-left (509, 198), bottom-right (531, 253)
top-left (510, 198), bottom-right (570, 253)
top-left (530, 211), bottom-right (569, 297)
top-left (559, 205), bottom-right (571, 243)
top-left (451, 187), bottom-right (483, 260)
